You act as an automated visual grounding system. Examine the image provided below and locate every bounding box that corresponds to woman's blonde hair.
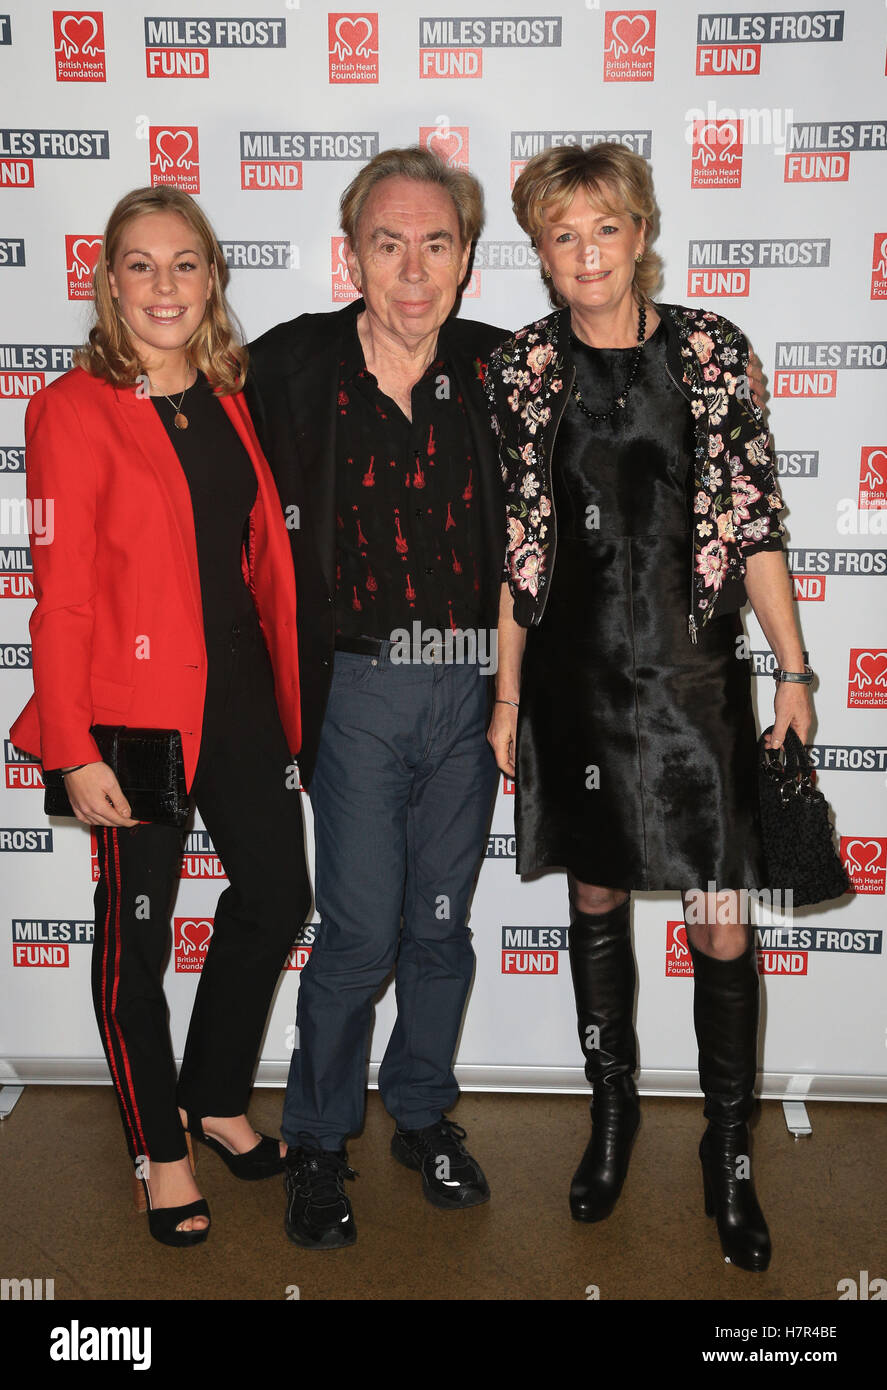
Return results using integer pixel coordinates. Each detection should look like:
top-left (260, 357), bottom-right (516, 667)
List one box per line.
top-left (75, 185), bottom-right (246, 394)
top-left (511, 144), bottom-right (663, 308)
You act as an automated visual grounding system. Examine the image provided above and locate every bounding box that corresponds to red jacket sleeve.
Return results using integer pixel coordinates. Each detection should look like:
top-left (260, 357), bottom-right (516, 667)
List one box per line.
top-left (24, 383), bottom-right (103, 770)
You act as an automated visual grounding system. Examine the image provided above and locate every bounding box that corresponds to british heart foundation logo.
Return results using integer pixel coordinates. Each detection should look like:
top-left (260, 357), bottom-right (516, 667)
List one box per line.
top-left (859, 448), bottom-right (887, 509)
top-left (603, 11), bottom-right (655, 82)
top-left (174, 917), bottom-right (213, 972)
top-left (847, 649), bottom-right (887, 708)
top-left (328, 13), bottom-right (378, 83)
top-left (419, 124), bottom-right (469, 169)
top-left (872, 233), bottom-right (887, 300)
top-left (149, 126), bottom-right (200, 192)
top-left (840, 837), bottom-right (886, 894)
top-left (53, 11), bottom-right (106, 81)
top-left (65, 234), bottom-right (101, 300)
top-left (691, 119), bottom-right (743, 188)
top-left (665, 920), bottom-right (693, 977)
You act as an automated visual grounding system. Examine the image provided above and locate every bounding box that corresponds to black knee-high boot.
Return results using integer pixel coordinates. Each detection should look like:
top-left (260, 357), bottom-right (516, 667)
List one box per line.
top-left (689, 934), bottom-right (771, 1271)
top-left (567, 896), bottom-right (640, 1222)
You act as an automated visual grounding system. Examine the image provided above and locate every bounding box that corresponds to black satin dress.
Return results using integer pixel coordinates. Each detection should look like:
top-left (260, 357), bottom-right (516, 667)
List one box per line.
top-left (516, 322), bottom-right (766, 891)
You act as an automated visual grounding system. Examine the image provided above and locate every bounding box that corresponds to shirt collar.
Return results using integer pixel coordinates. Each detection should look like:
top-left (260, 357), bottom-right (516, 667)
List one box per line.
top-left (341, 307), bottom-right (449, 386)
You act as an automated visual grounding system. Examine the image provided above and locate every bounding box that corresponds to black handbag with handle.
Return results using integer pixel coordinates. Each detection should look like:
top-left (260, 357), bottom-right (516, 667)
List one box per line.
top-left (757, 725), bottom-right (851, 908)
top-left (43, 725), bottom-right (189, 829)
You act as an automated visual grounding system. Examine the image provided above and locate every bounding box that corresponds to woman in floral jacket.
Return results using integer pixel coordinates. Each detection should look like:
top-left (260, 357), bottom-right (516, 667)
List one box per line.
top-left (486, 144), bottom-right (812, 1272)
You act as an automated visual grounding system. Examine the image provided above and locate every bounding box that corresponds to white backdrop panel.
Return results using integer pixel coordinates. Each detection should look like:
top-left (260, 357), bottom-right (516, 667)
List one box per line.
top-left (0, 0), bottom-right (884, 1097)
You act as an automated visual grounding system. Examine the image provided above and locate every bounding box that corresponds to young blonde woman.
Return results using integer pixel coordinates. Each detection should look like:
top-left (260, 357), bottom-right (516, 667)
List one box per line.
top-left (12, 186), bottom-right (310, 1246)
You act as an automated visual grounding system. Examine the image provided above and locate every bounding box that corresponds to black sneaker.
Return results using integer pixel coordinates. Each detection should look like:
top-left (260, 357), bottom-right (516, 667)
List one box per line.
top-left (284, 1138), bottom-right (357, 1249)
top-left (391, 1118), bottom-right (490, 1211)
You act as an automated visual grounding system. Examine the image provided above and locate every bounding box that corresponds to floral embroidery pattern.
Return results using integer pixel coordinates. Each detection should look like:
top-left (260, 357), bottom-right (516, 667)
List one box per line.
top-left (688, 330), bottom-right (714, 363)
top-left (507, 516), bottom-right (526, 549)
top-left (731, 475), bottom-right (762, 521)
top-left (512, 541), bottom-right (545, 595)
top-left (697, 539), bottom-right (728, 589)
top-left (526, 343), bottom-right (554, 375)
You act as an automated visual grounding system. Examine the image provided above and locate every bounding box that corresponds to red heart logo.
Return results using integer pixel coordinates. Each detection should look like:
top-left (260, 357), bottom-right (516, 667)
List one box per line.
top-left (666, 922), bottom-right (689, 958)
top-left (331, 16), bottom-right (375, 58)
top-left (178, 918), bottom-right (213, 955)
top-left (843, 839), bottom-right (884, 873)
top-left (332, 237), bottom-right (351, 280)
top-left (697, 121), bottom-right (740, 164)
top-left (611, 13), bottom-right (651, 54)
top-left (856, 651), bottom-right (887, 687)
top-left (155, 129), bottom-right (194, 171)
top-left (68, 237), bottom-right (102, 278)
top-left (424, 127), bottom-right (465, 167)
top-left (58, 14), bottom-right (100, 56)
top-left (863, 450), bottom-right (887, 488)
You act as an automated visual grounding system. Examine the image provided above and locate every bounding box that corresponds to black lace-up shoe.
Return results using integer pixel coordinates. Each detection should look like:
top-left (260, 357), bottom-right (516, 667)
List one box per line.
top-left (284, 1139), bottom-right (357, 1249)
top-left (391, 1118), bottom-right (490, 1210)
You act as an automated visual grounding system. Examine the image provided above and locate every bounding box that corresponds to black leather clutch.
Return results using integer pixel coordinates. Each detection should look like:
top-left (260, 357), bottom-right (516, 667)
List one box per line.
top-left (757, 726), bottom-right (851, 908)
top-left (43, 726), bottom-right (189, 828)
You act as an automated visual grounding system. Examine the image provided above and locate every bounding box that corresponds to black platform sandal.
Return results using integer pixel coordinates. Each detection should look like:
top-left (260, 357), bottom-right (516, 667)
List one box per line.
top-left (133, 1171), bottom-right (211, 1248)
top-left (182, 1112), bottom-right (285, 1180)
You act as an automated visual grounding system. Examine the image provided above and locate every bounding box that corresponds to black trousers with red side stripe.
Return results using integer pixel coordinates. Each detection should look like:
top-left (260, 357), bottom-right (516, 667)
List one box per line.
top-left (91, 620), bottom-right (311, 1165)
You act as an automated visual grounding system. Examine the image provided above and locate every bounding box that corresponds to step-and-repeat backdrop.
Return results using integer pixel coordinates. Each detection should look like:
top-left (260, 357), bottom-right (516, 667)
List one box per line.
top-left (1, 1), bottom-right (885, 1100)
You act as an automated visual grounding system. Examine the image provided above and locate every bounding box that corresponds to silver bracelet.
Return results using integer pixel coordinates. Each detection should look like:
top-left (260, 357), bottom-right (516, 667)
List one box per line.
top-left (495, 698), bottom-right (519, 708)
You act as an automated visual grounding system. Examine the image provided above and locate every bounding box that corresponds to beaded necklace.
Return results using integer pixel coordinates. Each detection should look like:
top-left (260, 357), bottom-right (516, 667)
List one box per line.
top-left (570, 302), bottom-right (648, 424)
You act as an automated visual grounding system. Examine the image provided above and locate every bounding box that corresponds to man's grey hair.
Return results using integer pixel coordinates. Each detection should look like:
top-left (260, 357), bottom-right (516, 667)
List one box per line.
top-left (340, 145), bottom-right (485, 249)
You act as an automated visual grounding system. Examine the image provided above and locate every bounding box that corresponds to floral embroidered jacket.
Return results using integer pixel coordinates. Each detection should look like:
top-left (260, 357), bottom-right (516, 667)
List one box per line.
top-left (484, 302), bottom-right (786, 639)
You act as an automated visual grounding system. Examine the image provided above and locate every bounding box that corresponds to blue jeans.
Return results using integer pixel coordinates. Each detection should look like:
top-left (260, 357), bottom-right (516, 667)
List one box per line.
top-left (281, 647), bottom-right (499, 1149)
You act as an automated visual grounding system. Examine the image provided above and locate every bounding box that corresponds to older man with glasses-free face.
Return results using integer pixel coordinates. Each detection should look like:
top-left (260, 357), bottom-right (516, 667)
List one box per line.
top-left (246, 147), bottom-right (509, 1249)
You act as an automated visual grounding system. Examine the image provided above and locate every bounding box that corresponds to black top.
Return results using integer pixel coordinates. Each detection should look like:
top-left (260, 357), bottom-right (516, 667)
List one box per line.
top-left (555, 321), bottom-right (777, 615)
top-left (557, 322), bottom-right (695, 540)
top-left (333, 312), bottom-right (482, 639)
top-left (150, 372), bottom-right (258, 645)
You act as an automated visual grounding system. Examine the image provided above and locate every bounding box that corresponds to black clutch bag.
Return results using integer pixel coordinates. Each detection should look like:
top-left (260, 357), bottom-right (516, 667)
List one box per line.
top-left (43, 726), bottom-right (189, 829)
top-left (757, 726), bottom-right (851, 908)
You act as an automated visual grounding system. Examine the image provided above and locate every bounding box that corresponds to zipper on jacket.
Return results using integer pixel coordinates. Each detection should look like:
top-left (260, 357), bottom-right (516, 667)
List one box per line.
top-left (687, 475), bottom-right (700, 643)
top-left (665, 352), bottom-right (701, 643)
top-left (532, 363), bottom-right (575, 626)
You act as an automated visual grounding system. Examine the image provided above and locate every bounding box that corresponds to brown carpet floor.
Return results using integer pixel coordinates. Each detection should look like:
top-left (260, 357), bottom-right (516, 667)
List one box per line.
top-left (0, 1085), bottom-right (884, 1302)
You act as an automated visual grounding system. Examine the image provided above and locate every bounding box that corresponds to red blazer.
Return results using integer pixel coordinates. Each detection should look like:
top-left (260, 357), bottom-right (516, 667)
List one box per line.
top-left (10, 366), bottom-right (301, 790)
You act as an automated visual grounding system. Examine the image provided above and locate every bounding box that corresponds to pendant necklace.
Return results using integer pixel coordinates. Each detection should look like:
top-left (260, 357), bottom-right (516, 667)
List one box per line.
top-left (570, 302), bottom-right (647, 424)
top-left (155, 367), bottom-right (194, 430)
top-left (168, 391), bottom-right (189, 431)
